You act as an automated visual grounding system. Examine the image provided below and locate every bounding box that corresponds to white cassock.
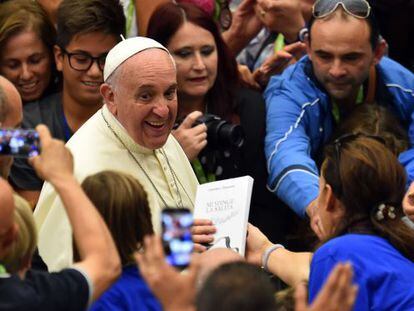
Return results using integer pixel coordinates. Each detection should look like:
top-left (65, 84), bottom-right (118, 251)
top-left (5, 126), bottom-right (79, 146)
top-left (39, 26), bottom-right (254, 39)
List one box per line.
top-left (34, 104), bottom-right (198, 271)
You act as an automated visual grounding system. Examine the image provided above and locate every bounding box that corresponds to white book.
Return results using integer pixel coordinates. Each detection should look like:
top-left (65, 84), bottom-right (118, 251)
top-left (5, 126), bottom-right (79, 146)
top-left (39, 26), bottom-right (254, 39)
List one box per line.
top-left (193, 176), bottom-right (254, 256)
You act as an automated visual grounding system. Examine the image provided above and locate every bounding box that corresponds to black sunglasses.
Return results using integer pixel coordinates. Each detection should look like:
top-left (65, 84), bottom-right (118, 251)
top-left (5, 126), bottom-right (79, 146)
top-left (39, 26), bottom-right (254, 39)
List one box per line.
top-left (313, 0), bottom-right (371, 19)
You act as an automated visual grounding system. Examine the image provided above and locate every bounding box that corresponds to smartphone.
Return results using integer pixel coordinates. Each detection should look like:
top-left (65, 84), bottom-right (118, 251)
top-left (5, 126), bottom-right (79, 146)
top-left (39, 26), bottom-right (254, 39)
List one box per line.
top-left (0, 129), bottom-right (40, 158)
top-left (162, 208), bottom-right (194, 269)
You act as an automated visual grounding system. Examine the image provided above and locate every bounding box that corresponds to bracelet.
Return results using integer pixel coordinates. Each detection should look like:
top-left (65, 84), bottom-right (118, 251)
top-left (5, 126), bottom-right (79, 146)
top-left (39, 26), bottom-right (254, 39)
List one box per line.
top-left (261, 244), bottom-right (285, 272)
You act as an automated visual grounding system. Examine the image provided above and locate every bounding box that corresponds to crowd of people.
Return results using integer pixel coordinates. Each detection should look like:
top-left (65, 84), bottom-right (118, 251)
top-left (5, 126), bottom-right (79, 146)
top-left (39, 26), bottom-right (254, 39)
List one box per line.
top-left (0, 0), bottom-right (413, 310)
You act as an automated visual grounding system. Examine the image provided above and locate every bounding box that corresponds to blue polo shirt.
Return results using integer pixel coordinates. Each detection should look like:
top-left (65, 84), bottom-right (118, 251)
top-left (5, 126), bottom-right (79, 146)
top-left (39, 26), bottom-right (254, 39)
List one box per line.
top-left (89, 265), bottom-right (161, 311)
top-left (309, 234), bottom-right (414, 310)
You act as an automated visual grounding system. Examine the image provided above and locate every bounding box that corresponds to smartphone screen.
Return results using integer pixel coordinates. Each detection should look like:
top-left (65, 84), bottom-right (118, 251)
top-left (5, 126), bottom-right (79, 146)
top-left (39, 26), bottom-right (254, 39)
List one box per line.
top-left (162, 208), bottom-right (194, 269)
top-left (0, 129), bottom-right (40, 158)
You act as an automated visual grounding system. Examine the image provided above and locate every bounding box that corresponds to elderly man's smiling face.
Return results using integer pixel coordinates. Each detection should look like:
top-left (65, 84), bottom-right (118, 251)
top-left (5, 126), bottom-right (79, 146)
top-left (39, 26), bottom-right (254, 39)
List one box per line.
top-left (102, 49), bottom-right (178, 149)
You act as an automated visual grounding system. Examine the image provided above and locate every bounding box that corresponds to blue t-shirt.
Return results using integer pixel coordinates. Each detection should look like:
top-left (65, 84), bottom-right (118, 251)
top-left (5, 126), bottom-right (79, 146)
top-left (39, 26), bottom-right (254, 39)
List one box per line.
top-left (89, 265), bottom-right (162, 311)
top-left (309, 234), bottom-right (414, 310)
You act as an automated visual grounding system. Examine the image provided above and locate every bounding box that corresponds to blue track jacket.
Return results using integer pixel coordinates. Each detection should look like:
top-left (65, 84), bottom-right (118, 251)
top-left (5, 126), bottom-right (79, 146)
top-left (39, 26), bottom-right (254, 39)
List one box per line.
top-left (265, 56), bottom-right (414, 217)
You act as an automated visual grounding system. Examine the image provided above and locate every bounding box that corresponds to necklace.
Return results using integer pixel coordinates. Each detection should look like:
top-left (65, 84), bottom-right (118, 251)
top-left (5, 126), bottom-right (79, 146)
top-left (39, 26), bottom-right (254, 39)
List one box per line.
top-left (159, 148), bottom-right (195, 208)
top-left (101, 109), bottom-right (193, 209)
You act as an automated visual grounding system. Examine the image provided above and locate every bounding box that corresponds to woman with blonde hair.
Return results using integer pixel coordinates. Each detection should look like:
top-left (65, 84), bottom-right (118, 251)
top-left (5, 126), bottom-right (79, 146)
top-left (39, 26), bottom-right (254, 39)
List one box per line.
top-left (2, 194), bottom-right (37, 276)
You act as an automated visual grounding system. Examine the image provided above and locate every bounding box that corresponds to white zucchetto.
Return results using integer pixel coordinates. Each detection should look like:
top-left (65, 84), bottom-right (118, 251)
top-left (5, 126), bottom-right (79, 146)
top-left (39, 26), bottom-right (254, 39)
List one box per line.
top-left (103, 36), bottom-right (170, 81)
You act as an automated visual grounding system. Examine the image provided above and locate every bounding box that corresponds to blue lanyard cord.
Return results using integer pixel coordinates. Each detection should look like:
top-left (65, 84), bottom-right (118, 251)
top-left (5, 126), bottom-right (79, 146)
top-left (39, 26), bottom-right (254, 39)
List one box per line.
top-left (61, 112), bottom-right (72, 142)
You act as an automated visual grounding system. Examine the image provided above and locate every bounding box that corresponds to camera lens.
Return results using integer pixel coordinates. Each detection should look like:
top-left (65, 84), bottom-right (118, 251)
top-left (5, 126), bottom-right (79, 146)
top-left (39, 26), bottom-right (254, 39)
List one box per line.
top-left (217, 123), bottom-right (244, 148)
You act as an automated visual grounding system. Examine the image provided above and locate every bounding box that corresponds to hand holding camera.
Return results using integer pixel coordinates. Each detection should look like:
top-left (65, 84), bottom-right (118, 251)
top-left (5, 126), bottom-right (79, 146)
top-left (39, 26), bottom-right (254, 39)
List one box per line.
top-left (172, 111), bottom-right (208, 161)
top-left (174, 112), bottom-right (245, 160)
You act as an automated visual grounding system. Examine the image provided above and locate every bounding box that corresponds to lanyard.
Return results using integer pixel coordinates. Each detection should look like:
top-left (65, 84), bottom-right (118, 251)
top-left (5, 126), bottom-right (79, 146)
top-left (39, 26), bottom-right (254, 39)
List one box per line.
top-left (332, 85), bottom-right (364, 124)
top-left (274, 34), bottom-right (285, 54)
top-left (61, 112), bottom-right (73, 142)
top-left (126, 1), bottom-right (135, 37)
top-left (192, 158), bottom-right (215, 184)
top-left (0, 263), bottom-right (10, 278)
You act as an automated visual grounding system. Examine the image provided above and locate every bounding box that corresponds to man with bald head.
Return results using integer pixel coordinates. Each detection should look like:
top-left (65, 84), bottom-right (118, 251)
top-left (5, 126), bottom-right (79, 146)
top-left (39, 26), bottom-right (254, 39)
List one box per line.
top-left (0, 76), bottom-right (23, 178)
top-left (264, 0), bottom-right (414, 234)
top-left (33, 37), bottom-right (201, 271)
top-left (0, 179), bottom-right (18, 261)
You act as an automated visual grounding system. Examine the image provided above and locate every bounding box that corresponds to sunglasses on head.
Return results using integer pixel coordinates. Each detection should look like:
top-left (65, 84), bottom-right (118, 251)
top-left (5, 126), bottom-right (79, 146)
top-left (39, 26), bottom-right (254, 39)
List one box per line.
top-left (312, 0), bottom-right (371, 19)
top-left (331, 132), bottom-right (385, 197)
top-left (333, 132), bottom-right (385, 161)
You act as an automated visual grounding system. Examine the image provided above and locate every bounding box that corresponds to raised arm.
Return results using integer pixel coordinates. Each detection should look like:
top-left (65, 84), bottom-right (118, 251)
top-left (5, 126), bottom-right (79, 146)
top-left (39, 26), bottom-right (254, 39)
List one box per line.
top-left (264, 74), bottom-right (320, 217)
top-left (222, 0), bottom-right (263, 55)
top-left (29, 125), bottom-right (121, 301)
top-left (245, 224), bottom-right (312, 286)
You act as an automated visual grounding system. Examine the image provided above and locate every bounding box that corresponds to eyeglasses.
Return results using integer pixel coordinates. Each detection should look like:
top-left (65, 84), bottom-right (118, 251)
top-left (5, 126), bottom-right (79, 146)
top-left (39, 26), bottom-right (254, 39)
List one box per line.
top-left (312, 0), bottom-right (371, 19)
top-left (60, 48), bottom-right (107, 72)
top-left (332, 132), bottom-right (385, 197)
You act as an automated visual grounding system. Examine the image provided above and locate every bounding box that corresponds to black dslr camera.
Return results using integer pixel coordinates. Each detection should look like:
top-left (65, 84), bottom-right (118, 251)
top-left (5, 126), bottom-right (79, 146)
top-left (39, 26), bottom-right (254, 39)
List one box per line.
top-left (175, 113), bottom-right (244, 150)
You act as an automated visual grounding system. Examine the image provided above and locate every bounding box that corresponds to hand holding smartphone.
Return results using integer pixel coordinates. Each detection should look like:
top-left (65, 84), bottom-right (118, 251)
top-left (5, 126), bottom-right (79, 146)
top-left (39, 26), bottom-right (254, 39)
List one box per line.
top-left (162, 208), bottom-right (194, 269)
top-left (0, 128), bottom-right (40, 157)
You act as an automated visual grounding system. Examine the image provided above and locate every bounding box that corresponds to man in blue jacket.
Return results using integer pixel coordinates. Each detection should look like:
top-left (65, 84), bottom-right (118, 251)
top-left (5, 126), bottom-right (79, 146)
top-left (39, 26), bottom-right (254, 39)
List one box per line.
top-left (265, 0), bottom-right (414, 233)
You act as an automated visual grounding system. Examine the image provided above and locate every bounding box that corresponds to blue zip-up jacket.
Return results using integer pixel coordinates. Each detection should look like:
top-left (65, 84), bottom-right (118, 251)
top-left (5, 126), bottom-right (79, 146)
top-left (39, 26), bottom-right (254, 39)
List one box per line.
top-left (264, 56), bottom-right (414, 217)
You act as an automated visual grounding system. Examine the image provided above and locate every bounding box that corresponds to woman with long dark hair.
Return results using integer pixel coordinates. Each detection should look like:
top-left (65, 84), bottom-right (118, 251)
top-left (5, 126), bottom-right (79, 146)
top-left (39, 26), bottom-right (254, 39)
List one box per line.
top-left (247, 135), bottom-right (414, 310)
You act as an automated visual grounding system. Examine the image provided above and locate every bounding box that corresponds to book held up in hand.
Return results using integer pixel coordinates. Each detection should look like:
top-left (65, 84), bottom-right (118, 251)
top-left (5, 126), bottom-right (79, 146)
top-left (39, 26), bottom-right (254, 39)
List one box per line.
top-left (193, 176), bottom-right (253, 256)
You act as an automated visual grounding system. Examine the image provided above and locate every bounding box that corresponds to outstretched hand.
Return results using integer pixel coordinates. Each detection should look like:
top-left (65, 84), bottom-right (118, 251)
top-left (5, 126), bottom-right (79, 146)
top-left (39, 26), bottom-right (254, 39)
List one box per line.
top-left (255, 0), bottom-right (305, 41)
top-left (306, 199), bottom-right (325, 240)
top-left (253, 41), bottom-right (306, 88)
top-left (191, 219), bottom-right (216, 252)
top-left (245, 223), bottom-right (273, 266)
top-left (222, 0), bottom-right (263, 55)
top-left (238, 64), bottom-right (261, 91)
